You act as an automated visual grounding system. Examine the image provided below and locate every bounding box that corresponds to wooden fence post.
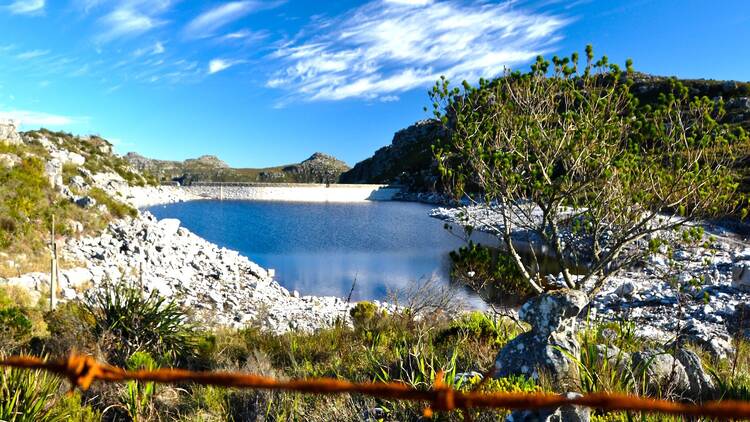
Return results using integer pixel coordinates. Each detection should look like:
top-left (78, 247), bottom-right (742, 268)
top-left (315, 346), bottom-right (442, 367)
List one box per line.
top-left (50, 214), bottom-right (58, 310)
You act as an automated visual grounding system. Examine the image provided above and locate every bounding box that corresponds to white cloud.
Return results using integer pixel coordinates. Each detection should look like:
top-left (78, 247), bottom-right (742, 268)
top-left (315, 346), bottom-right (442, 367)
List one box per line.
top-left (95, 1), bottom-right (174, 42)
top-left (153, 41), bottom-right (165, 54)
top-left (384, 0), bottom-right (432, 5)
top-left (184, 1), bottom-right (258, 39)
top-left (208, 58), bottom-right (244, 74)
top-left (7, 0), bottom-right (44, 15)
top-left (0, 109), bottom-right (79, 126)
top-left (224, 29), bottom-right (253, 39)
top-left (267, 0), bottom-right (568, 102)
top-left (15, 49), bottom-right (49, 60)
top-left (134, 41), bottom-right (166, 56)
top-left (97, 8), bottom-right (162, 41)
top-left (221, 28), bottom-right (269, 44)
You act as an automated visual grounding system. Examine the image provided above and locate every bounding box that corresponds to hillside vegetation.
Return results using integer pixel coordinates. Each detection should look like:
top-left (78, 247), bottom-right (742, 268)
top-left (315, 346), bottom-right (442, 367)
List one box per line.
top-left (0, 129), bottom-right (145, 277)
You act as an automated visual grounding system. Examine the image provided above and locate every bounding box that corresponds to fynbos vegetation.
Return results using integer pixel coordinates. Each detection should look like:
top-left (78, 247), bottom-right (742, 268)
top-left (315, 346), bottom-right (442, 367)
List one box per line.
top-left (431, 46), bottom-right (749, 295)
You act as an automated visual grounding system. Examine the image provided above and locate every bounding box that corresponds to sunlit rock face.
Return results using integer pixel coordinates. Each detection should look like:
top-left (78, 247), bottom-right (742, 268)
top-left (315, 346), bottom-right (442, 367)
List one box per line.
top-left (0, 118), bottom-right (23, 145)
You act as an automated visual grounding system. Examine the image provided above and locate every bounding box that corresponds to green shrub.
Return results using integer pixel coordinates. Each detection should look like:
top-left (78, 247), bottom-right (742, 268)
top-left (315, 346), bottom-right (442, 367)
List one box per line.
top-left (43, 302), bottom-right (97, 359)
top-left (0, 365), bottom-right (67, 421)
top-left (83, 282), bottom-right (199, 367)
top-left (350, 301), bottom-right (386, 334)
top-left (0, 307), bottom-right (32, 342)
top-left (449, 242), bottom-right (533, 301)
top-left (50, 393), bottom-right (100, 422)
top-left (437, 311), bottom-right (506, 344)
top-left (123, 351), bottom-right (158, 422)
top-left (87, 187), bottom-right (137, 219)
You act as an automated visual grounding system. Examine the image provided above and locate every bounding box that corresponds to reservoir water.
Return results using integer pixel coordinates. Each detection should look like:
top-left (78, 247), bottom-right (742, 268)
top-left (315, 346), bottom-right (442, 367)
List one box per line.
top-left (146, 200), bottom-right (484, 303)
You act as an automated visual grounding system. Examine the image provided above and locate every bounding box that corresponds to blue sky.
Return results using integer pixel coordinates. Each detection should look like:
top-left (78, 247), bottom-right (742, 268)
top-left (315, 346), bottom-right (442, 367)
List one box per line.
top-left (0, 0), bottom-right (748, 167)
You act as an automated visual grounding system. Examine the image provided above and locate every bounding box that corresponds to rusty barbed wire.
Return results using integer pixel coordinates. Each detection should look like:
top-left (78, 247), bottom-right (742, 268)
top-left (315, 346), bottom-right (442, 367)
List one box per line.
top-left (3, 353), bottom-right (750, 419)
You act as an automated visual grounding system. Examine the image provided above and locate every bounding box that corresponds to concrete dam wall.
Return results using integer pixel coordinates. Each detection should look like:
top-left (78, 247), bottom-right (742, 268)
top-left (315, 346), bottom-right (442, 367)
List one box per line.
top-left (181, 183), bottom-right (403, 202)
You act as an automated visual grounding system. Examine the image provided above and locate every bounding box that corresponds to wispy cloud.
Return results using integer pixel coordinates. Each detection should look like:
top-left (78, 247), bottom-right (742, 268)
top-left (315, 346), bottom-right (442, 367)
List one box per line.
top-left (220, 28), bottom-right (269, 44)
top-left (267, 0), bottom-right (569, 102)
top-left (133, 41), bottom-right (166, 56)
top-left (94, 1), bottom-right (174, 42)
top-left (184, 1), bottom-right (283, 39)
top-left (6, 0), bottom-right (45, 15)
top-left (0, 109), bottom-right (82, 126)
top-left (208, 58), bottom-right (244, 74)
top-left (97, 8), bottom-right (163, 41)
top-left (384, 0), bottom-right (432, 5)
top-left (15, 49), bottom-right (49, 60)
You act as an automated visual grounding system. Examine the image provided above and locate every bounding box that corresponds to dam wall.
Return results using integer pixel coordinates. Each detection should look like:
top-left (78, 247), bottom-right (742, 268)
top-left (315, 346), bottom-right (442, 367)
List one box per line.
top-left (181, 183), bottom-right (403, 202)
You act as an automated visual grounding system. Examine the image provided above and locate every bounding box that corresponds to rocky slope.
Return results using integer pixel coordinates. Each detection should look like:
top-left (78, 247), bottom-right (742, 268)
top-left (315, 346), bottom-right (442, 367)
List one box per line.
top-left (339, 119), bottom-right (446, 191)
top-left (342, 75), bottom-right (750, 192)
top-left (431, 205), bottom-right (750, 358)
top-left (126, 151), bottom-right (350, 185)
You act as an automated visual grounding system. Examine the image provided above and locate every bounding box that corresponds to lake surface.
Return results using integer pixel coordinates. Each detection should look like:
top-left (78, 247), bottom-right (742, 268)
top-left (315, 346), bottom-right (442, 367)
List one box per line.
top-left (147, 200), bottom-right (486, 303)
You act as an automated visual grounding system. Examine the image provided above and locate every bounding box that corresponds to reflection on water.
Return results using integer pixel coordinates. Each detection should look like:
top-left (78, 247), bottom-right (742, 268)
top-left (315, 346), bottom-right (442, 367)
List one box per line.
top-left (146, 200), bottom-right (488, 305)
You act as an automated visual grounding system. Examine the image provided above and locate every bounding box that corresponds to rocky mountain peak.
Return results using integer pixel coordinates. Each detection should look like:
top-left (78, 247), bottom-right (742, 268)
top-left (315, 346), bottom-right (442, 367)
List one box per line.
top-left (184, 155), bottom-right (229, 168)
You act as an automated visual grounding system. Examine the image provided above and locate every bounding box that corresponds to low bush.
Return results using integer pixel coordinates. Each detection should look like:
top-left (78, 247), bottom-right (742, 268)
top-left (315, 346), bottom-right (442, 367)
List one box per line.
top-left (83, 282), bottom-right (199, 367)
top-left (449, 241), bottom-right (534, 303)
top-left (42, 302), bottom-right (97, 359)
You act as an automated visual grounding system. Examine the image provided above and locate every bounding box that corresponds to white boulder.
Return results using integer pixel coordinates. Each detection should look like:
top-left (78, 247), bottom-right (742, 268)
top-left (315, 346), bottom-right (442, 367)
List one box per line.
top-left (0, 118), bottom-right (23, 145)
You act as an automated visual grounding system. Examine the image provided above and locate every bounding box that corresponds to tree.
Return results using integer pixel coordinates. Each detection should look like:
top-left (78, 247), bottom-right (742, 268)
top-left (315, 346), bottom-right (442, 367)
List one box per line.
top-left (430, 46), bottom-right (748, 296)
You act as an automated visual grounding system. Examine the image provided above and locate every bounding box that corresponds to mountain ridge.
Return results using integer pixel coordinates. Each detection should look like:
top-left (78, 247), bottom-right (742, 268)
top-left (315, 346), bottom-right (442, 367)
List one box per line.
top-left (125, 151), bottom-right (350, 185)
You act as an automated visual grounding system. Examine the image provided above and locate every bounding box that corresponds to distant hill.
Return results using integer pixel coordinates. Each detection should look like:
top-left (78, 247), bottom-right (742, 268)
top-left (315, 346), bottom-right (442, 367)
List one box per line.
top-left (125, 152), bottom-right (350, 185)
top-left (340, 74), bottom-right (750, 192)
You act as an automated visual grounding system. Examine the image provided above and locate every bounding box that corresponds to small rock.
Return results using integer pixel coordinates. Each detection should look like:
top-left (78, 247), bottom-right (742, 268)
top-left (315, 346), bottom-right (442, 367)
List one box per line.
top-left (732, 261), bottom-right (750, 291)
top-left (614, 281), bottom-right (638, 298)
top-left (69, 175), bottom-right (88, 190)
top-left (506, 392), bottom-right (589, 422)
top-left (0, 153), bottom-right (21, 168)
top-left (75, 196), bottom-right (97, 209)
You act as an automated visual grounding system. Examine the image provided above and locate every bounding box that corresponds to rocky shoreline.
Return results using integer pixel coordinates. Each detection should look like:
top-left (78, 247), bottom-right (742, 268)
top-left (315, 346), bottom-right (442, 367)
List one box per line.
top-left (430, 205), bottom-right (750, 358)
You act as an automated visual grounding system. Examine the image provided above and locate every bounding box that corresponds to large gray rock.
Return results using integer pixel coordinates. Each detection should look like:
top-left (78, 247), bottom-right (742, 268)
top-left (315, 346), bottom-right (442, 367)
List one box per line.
top-left (45, 159), bottom-right (63, 188)
top-left (51, 150), bottom-right (85, 166)
top-left (157, 218), bottom-right (181, 237)
top-left (61, 268), bottom-right (93, 288)
top-left (631, 349), bottom-right (690, 394)
top-left (494, 289), bottom-right (589, 389)
top-left (0, 118), bottom-right (22, 145)
top-left (631, 348), bottom-right (716, 401)
top-left (675, 349), bottom-right (716, 401)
